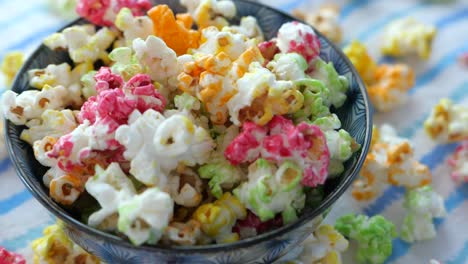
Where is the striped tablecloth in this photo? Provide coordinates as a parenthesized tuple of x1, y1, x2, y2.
(0, 0, 467, 263)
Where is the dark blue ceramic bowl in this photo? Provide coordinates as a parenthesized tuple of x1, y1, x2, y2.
(5, 0, 372, 263)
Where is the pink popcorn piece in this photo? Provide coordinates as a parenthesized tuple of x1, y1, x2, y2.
(258, 39, 280, 62)
(225, 115, 330, 187)
(233, 210, 283, 237)
(0, 246, 26, 264)
(124, 74, 167, 113)
(447, 141, 468, 183)
(279, 21, 321, 65)
(76, 0, 152, 26)
(94, 67, 124, 93)
(115, 0, 152, 16)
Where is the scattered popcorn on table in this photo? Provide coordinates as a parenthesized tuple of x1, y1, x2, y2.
(352, 124, 432, 201)
(447, 141, 468, 182)
(401, 186, 447, 243)
(1, 51, 24, 87)
(367, 64, 415, 112)
(424, 98, 468, 143)
(76, 0, 151, 26)
(343, 40, 377, 85)
(335, 214, 397, 264)
(0, 247, 26, 264)
(293, 4, 342, 44)
(381, 17, 437, 59)
(32, 222, 101, 264)
(181, 0, 236, 30)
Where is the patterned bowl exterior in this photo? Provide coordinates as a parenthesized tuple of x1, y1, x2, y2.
(4, 0, 372, 263)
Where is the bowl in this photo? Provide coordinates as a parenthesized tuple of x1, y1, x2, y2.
(5, 0, 372, 263)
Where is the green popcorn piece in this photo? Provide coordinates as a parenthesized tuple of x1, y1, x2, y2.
(174, 92, 201, 112)
(336, 214, 397, 264)
(117, 187, 174, 246)
(309, 58, 349, 108)
(198, 160, 243, 199)
(80, 70, 97, 99)
(234, 159, 305, 223)
(109, 47, 143, 81)
(293, 79, 330, 122)
(266, 53, 308, 81)
(401, 212, 435, 243)
(311, 114, 341, 130)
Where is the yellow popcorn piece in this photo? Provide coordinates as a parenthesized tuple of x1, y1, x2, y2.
(424, 98, 468, 143)
(293, 4, 342, 44)
(32, 222, 101, 264)
(367, 64, 415, 112)
(193, 192, 246, 243)
(343, 40, 377, 85)
(181, 0, 236, 30)
(381, 17, 436, 59)
(1, 51, 24, 87)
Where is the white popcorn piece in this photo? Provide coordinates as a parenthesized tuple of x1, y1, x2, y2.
(181, 0, 236, 29)
(49, 174, 82, 205)
(115, 8, 154, 47)
(20, 109, 78, 145)
(162, 220, 202, 246)
(266, 53, 307, 81)
(424, 98, 468, 143)
(168, 167, 204, 207)
(85, 163, 136, 231)
(117, 187, 174, 245)
(226, 16, 264, 42)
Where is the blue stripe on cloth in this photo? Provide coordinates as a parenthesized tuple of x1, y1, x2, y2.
(343, 3, 424, 46)
(387, 184, 468, 263)
(0, 158, 11, 174)
(400, 81, 468, 138)
(446, 241, 468, 264)
(0, 188, 32, 215)
(363, 143, 459, 216)
(340, 0, 369, 21)
(2, 219, 54, 252)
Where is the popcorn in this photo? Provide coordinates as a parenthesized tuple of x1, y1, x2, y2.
(227, 62, 303, 126)
(115, 7, 154, 47)
(352, 124, 432, 201)
(193, 192, 246, 243)
(293, 79, 330, 123)
(276, 22, 321, 67)
(2, 85, 68, 125)
(33, 136, 59, 168)
(234, 158, 306, 223)
(226, 16, 264, 42)
(181, 0, 236, 30)
(118, 187, 174, 245)
(0, 247, 26, 264)
(233, 211, 283, 238)
(76, 0, 152, 27)
(225, 115, 330, 187)
(1, 51, 24, 87)
(44, 25, 117, 64)
(199, 160, 244, 198)
(266, 53, 308, 81)
(20, 109, 78, 145)
(447, 141, 468, 182)
(85, 163, 136, 230)
(343, 40, 377, 85)
(309, 58, 349, 108)
(367, 64, 415, 112)
(424, 98, 468, 143)
(293, 4, 342, 44)
(284, 224, 348, 264)
(162, 220, 203, 246)
(80, 70, 97, 99)
(401, 186, 447, 243)
(32, 222, 101, 264)
(335, 214, 397, 264)
(258, 39, 280, 62)
(381, 17, 437, 59)
(168, 167, 204, 207)
(147, 4, 200, 56)
(109, 47, 143, 81)
(49, 174, 83, 205)
(133, 35, 179, 87)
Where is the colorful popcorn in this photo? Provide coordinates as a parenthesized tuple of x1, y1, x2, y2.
(76, 0, 151, 27)
(266, 53, 308, 81)
(352, 124, 432, 201)
(343, 40, 377, 85)
(32, 223, 101, 264)
(401, 186, 446, 243)
(447, 141, 468, 182)
(0, 247, 26, 264)
(293, 4, 342, 44)
(335, 214, 397, 264)
(199, 160, 244, 198)
(309, 58, 349, 108)
(1, 51, 24, 87)
(424, 98, 468, 143)
(181, 0, 236, 30)
(367, 64, 415, 112)
(108, 47, 143, 81)
(381, 17, 437, 59)
(115, 7, 154, 47)
(225, 16, 264, 42)
(193, 192, 247, 243)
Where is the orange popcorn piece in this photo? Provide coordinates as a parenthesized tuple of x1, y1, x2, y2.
(148, 5, 200, 55)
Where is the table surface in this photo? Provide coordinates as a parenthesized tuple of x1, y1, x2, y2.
(0, 0, 467, 263)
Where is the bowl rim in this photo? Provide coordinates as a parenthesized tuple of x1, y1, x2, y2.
(5, 0, 372, 254)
